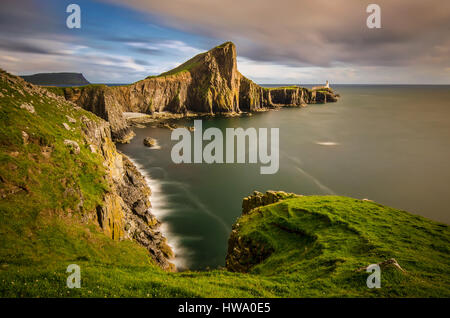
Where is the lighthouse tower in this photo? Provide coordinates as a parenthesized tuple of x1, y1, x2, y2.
(325, 80, 329, 88)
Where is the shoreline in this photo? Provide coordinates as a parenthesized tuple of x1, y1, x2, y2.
(125, 155, 187, 271)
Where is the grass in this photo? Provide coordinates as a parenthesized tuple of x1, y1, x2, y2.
(263, 86, 301, 90)
(151, 53, 206, 78)
(0, 70, 449, 297)
(146, 42, 233, 79)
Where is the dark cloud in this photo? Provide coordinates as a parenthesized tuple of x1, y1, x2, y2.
(133, 47, 162, 55)
(0, 38, 63, 55)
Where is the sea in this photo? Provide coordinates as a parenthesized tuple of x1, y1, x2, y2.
(116, 84, 450, 270)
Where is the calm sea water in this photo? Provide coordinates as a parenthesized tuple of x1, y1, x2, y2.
(117, 85, 450, 270)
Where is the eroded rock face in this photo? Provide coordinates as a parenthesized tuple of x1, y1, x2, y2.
(59, 42, 339, 143)
(0, 69, 174, 271)
(63, 85, 135, 143)
(242, 190, 298, 214)
(80, 111, 175, 271)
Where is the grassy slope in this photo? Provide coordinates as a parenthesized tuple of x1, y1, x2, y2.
(235, 196, 449, 297)
(0, 71, 449, 297)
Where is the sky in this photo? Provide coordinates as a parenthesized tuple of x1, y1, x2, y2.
(0, 0, 449, 84)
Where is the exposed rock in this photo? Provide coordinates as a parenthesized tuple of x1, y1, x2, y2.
(79, 114, 175, 271)
(226, 191, 299, 272)
(242, 190, 298, 214)
(63, 139, 80, 154)
(66, 115, 76, 123)
(157, 122, 178, 130)
(62, 122, 71, 130)
(61, 85, 135, 143)
(96, 193, 125, 240)
(20, 103, 35, 114)
(356, 258, 406, 273)
(56, 42, 339, 143)
(143, 137, 157, 147)
(21, 131, 29, 144)
(225, 228, 274, 273)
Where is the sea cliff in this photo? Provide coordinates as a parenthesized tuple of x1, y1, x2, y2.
(0, 69, 174, 271)
(1, 70, 449, 297)
(53, 42, 339, 142)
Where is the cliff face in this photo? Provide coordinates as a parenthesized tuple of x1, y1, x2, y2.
(58, 42, 339, 142)
(81, 114, 174, 270)
(0, 69, 174, 271)
(62, 85, 135, 143)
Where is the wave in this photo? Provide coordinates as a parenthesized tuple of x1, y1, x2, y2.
(316, 141, 340, 146)
(125, 157, 189, 269)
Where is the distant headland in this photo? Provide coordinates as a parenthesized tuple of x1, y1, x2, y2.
(20, 72, 90, 86)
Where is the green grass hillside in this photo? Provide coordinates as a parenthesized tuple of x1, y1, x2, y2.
(0, 70, 449, 297)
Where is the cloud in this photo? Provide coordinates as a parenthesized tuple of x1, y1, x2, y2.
(102, 0, 450, 69)
(0, 0, 448, 83)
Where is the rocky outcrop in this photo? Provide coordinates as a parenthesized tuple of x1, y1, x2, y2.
(80, 113, 175, 271)
(226, 191, 299, 272)
(58, 42, 339, 142)
(242, 190, 298, 214)
(143, 137, 157, 147)
(62, 85, 135, 143)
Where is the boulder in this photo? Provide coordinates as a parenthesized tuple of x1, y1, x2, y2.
(143, 137, 157, 147)
(63, 139, 80, 154)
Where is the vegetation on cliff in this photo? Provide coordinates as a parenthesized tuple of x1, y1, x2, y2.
(1, 49, 447, 297)
(1, 185, 448, 297)
(0, 70, 174, 278)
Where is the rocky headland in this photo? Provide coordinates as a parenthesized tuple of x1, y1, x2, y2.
(21, 72, 90, 86)
(1, 67, 449, 297)
(51, 42, 339, 142)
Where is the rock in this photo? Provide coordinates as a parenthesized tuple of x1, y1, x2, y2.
(157, 122, 178, 130)
(21, 131, 29, 144)
(55, 42, 339, 143)
(226, 191, 300, 272)
(20, 103, 35, 114)
(143, 137, 157, 147)
(242, 190, 298, 214)
(356, 258, 406, 273)
(62, 122, 71, 130)
(66, 115, 76, 123)
(63, 139, 80, 154)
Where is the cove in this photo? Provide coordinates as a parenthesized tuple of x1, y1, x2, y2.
(117, 85, 450, 270)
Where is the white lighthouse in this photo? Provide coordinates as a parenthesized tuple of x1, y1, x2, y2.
(325, 80, 329, 88)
